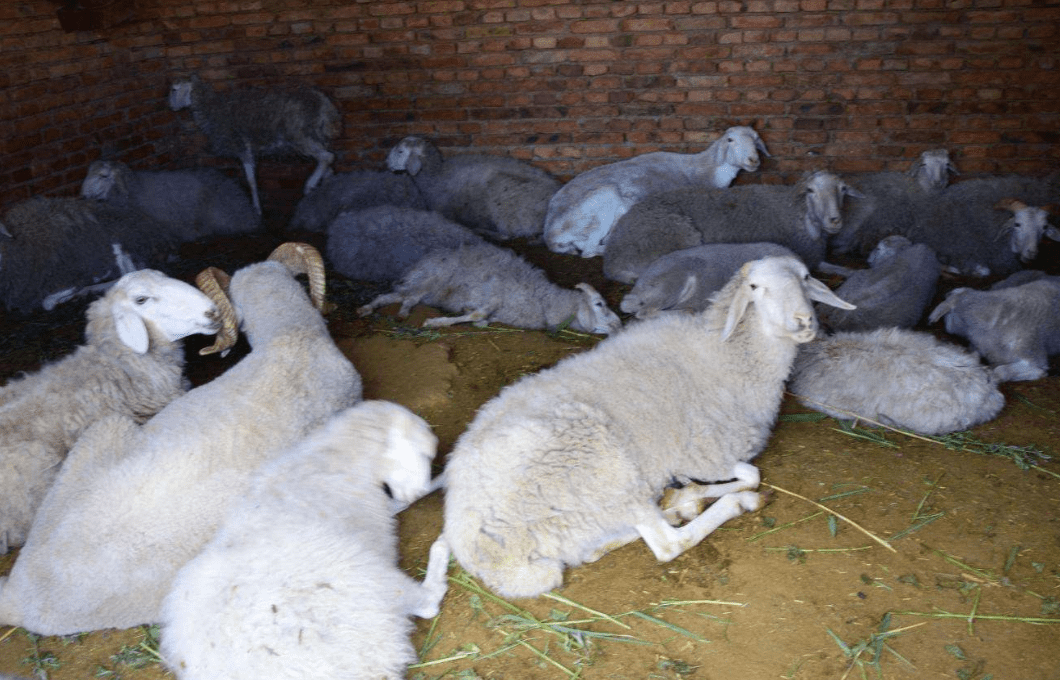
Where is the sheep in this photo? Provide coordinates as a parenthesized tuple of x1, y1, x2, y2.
(989, 269, 1060, 290)
(356, 242, 622, 335)
(543, 126, 770, 258)
(385, 135, 562, 240)
(829, 148, 956, 257)
(169, 75, 341, 215)
(0, 269, 221, 554)
(619, 242, 797, 319)
(325, 205, 486, 283)
(0, 243, 363, 635)
(288, 168, 427, 232)
(0, 196, 182, 313)
(428, 255, 855, 599)
(80, 160, 261, 241)
(928, 278, 1060, 382)
(816, 235, 942, 332)
(158, 400, 449, 680)
(788, 328, 1005, 436)
(603, 170, 864, 284)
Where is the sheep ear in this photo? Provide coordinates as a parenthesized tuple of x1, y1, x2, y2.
(0, 221, 11, 239)
(927, 289, 968, 324)
(1045, 225, 1060, 242)
(805, 276, 856, 310)
(114, 305, 150, 354)
(842, 183, 866, 200)
(721, 271, 754, 341)
(675, 275, 698, 305)
(406, 152, 423, 176)
(755, 135, 771, 158)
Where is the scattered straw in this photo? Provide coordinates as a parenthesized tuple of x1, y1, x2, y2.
(761, 483, 896, 553)
(0, 626, 17, 644)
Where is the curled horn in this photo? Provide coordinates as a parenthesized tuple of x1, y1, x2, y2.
(195, 266, 239, 356)
(267, 242, 327, 311)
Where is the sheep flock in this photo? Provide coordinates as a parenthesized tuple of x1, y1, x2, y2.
(1, 73, 1059, 680)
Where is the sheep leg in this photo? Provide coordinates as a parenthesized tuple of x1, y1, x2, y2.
(636, 490, 762, 562)
(993, 358, 1047, 382)
(302, 141, 334, 195)
(356, 292, 406, 317)
(407, 537, 451, 619)
(661, 462, 760, 525)
(239, 142, 262, 215)
(422, 309, 490, 328)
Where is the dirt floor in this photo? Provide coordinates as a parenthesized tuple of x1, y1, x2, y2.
(1, 196, 1058, 680)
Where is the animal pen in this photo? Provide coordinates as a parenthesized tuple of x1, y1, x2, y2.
(1, 1, 1059, 679)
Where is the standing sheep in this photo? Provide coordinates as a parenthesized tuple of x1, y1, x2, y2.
(385, 135, 562, 241)
(357, 242, 622, 335)
(159, 401, 449, 680)
(0, 244, 362, 635)
(431, 256, 854, 599)
(80, 160, 261, 241)
(288, 169, 427, 232)
(816, 235, 942, 332)
(325, 206, 485, 283)
(788, 328, 1004, 436)
(928, 278, 1060, 382)
(619, 242, 796, 319)
(603, 170, 863, 284)
(544, 126, 769, 257)
(169, 75, 341, 215)
(0, 269, 220, 552)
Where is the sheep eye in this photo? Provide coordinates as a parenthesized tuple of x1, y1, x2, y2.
(134, 296, 149, 305)
(749, 283, 758, 290)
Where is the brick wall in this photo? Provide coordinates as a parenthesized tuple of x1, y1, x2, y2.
(1, 0, 1057, 208)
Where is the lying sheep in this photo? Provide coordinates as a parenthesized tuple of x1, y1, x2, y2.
(989, 269, 1060, 290)
(169, 75, 341, 214)
(816, 235, 941, 332)
(0, 244, 362, 635)
(288, 169, 427, 232)
(928, 278, 1060, 382)
(0, 196, 181, 313)
(544, 126, 769, 257)
(830, 148, 956, 257)
(386, 135, 561, 240)
(357, 242, 622, 335)
(789, 328, 1005, 436)
(325, 206, 485, 282)
(0, 269, 220, 552)
(431, 256, 854, 598)
(603, 170, 863, 283)
(159, 401, 449, 680)
(620, 242, 796, 319)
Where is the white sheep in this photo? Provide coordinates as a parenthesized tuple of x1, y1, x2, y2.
(829, 148, 956, 257)
(0, 196, 181, 313)
(357, 242, 622, 335)
(543, 126, 769, 258)
(928, 278, 1060, 382)
(159, 400, 449, 680)
(386, 135, 562, 240)
(430, 256, 854, 598)
(816, 235, 941, 332)
(0, 244, 362, 635)
(619, 242, 796, 319)
(603, 170, 863, 284)
(288, 168, 427, 232)
(325, 205, 485, 283)
(169, 75, 341, 215)
(0, 269, 220, 553)
(80, 160, 261, 241)
(788, 328, 1005, 436)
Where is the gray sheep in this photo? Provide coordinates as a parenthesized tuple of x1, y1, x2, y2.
(357, 242, 622, 335)
(431, 256, 854, 598)
(80, 160, 261, 241)
(603, 170, 864, 283)
(620, 242, 796, 319)
(816, 235, 941, 332)
(0, 196, 181, 313)
(325, 205, 485, 282)
(928, 278, 1060, 382)
(544, 126, 769, 257)
(789, 328, 1004, 436)
(386, 135, 562, 240)
(288, 169, 427, 232)
(0, 269, 220, 553)
(169, 75, 341, 215)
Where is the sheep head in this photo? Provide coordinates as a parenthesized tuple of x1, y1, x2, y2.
(722, 256, 855, 343)
(103, 269, 222, 355)
(908, 148, 957, 192)
(799, 171, 864, 240)
(386, 136, 442, 177)
(80, 160, 130, 201)
(994, 198, 1060, 263)
(572, 283, 623, 335)
(710, 126, 770, 173)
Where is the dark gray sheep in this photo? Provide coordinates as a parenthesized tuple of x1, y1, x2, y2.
(386, 135, 562, 240)
(288, 169, 427, 232)
(80, 160, 261, 241)
(325, 206, 485, 283)
(169, 75, 341, 215)
(603, 170, 864, 283)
